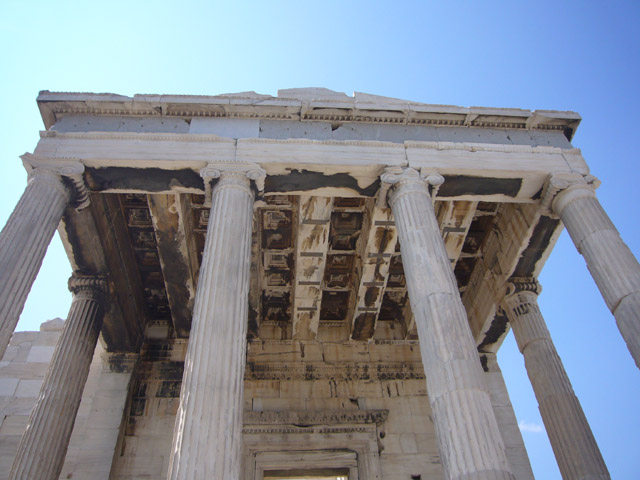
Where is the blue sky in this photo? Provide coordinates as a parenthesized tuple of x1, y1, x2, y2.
(1, 1, 639, 478)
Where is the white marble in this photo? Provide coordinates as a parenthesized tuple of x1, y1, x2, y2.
(168, 168, 259, 479)
(0, 168, 71, 360)
(9, 275, 108, 480)
(503, 278, 609, 480)
(550, 174, 640, 369)
(384, 167, 514, 480)
(482, 353, 535, 480)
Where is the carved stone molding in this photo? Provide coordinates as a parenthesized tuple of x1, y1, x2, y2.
(505, 277, 542, 298)
(68, 273, 108, 304)
(243, 410, 388, 435)
(21, 153, 90, 209)
(101, 352, 139, 373)
(40, 130, 236, 144)
(243, 409, 389, 427)
(200, 163, 266, 206)
(245, 361, 425, 381)
(380, 166, 445, 207)
(540, 172, 601, 214)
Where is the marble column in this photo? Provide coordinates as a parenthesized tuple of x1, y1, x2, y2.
(549, 174, 640, 369)
(9, 274, 108, 480)
(503, 278, 609, 480)
(481, 352, 535, 480)
(383, 167, 514, 480)
(168, 167, 263, 479)
(0, 162, 87, 359)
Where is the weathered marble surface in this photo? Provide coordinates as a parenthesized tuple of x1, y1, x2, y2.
(551, 174, 640, 369)
(385, 167, 514, 480)
(503, 278, 609, 480)
(168, 170, 256, 479)
(9, 275, 108, 480)
(0, 169, 70, 360)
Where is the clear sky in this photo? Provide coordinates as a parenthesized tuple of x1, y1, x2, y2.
(1, 1, 639, 478)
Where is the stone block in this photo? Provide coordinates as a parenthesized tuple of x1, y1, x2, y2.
(298, 342, 324, 362)
(380, 452, 442, 479)
(257, 397, 306, 411)
(305, 397, 359, 411)
(39, 318, 64, 331)
(244, 380, 280, 399)
(336, 379, 383, 398)
(0, 346, 19, 363)
(399, 433, 418, 454)
(189, 117, 259, 137)
(0, 362, 50, 378)
(310, 380, 334, 398)
(25, 345, 55, 363)
(12, 345, 31, 363)
(9, 332, 37, 345)
(369, 343, 421, 363)
(380, 433, 402, 454)
(407, 396, 431, 416)
(0, 379, 18, 397)
(247, 342, 305, 363)
(322, 342, 370, 363)
(0, 415, 28, 436)
(415, 433, 439, 453)
(14, 379, 42, 398)
(0, 396, 37, 416)
(32, 331, 61, 346)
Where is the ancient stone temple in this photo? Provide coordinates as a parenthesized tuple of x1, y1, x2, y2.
(0, 88, 638, 480)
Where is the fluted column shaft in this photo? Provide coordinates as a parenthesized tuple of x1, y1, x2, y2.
(482, 353, 535, 480)
(9, 275, 108, 480)
(553, 179, 640, 369)
(503, 279, 609, 480)
(168, 170, 256, 479)
(0, 169, 71, 359)
(384, 167, 514, 480)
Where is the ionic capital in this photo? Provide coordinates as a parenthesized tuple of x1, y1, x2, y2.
(379, 166, 444, 208)
(540, 172, 601, 215)
(21, 154, 90, 210)
(502, 277, 543, 325)
(199, 163, 266, 207)
(504, 277, 542, 299)
(68, 274, 108, 304)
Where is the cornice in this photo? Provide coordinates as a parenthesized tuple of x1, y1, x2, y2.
(36, 90, 582, 140)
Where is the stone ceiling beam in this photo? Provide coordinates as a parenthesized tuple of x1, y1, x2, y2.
(148, 194, 198, 338)
(394, 201, 476, 340)
(291, 196, 333, 340)
(462, 203, 563, 351)
(66, 194, 146, 351)
(59, 203, 141, 351)
(438, 200, 478, 266)
(351, 203, 398, 340)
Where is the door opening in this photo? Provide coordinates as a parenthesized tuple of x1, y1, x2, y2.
(264, 468, 349, 480)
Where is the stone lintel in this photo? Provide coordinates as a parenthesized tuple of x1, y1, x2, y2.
(31, 132, 584, 201)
